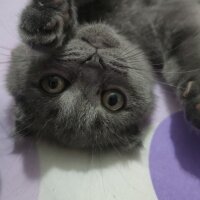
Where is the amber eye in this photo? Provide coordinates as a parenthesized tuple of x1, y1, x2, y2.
(40, 75, 69, 94)
(102, 90, 126, 111)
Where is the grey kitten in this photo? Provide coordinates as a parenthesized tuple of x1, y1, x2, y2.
(6, 0, 200, 151)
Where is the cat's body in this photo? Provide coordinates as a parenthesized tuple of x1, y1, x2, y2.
(7, 0, 200, 150)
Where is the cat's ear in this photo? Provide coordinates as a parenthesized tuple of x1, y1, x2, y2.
(19, 0, 77, 52)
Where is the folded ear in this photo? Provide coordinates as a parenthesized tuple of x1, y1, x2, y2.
(19, 0, 77, 52)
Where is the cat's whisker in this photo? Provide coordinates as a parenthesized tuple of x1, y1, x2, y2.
(107, 136, 124, 156)
(36, 122, 53, 143)
(117, 52, 200, 78)
(36, 117, 53, 140)
(104, 126, 130, 149)
(112, 132, 129, 146)
(121, 50, 145, 61)
(14, 122, 34, 136)
(101, 57, 175, 93)
(121, 47, 140, 58)
(109, 59, 182, 91)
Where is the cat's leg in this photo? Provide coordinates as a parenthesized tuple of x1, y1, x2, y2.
(20, 0, 77, 51)
(159, 2, 200, 128)
(163, 46, 200, 128)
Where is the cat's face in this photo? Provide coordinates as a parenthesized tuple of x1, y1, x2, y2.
(8, 24, 153, 151)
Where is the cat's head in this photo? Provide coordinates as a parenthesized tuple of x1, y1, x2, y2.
(7, 23, 153, 151)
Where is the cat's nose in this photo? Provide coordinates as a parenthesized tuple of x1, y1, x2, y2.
(86, 53, 100, 63)
(85, 53, 104, 69)
(81, 53, 104, 85)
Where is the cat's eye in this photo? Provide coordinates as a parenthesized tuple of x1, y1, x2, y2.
(102, 90, 126, 111)
(40, 75, 69, 95)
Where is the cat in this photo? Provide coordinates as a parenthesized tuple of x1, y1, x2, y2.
(6, 0, 200, 151)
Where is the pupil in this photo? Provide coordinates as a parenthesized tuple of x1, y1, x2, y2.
(49, 77, 58, 89)
(108, 94, 118, 106)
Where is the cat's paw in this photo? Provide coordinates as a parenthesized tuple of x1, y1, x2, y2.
(182, 80, 200, 128)
(20, 0, 76, 51)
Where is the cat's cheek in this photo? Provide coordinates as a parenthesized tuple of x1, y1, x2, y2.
(149, 112, 200, 200)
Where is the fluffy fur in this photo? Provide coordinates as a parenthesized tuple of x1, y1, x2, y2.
(7, 0, 200, 150)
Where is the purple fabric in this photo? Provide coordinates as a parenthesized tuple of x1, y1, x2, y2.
(150, 112, 200, 200)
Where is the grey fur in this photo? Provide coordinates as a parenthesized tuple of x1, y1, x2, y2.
(7, 0, 200, 150)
